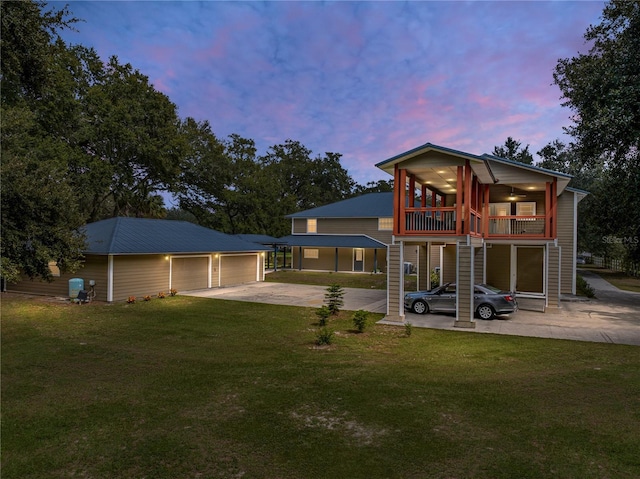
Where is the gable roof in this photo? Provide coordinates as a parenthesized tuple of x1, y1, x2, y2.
(279, 234, 387, 249)
(235, 234, 288, 246)
(83, 217, 270, 255)
(286, 192, 393, 219)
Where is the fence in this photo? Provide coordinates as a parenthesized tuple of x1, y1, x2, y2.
(592, 256, 640, 277)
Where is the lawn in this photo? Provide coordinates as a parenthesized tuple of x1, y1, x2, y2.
(579, 266, 640, 293)
(2, 294, 639, 479)
(266, 269, 418, 291)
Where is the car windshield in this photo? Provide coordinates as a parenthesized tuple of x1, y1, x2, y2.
(479, 284, 501, 293)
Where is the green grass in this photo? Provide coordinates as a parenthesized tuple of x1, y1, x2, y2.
(266, 269, 418, 291)
(2, 294, 640, 478)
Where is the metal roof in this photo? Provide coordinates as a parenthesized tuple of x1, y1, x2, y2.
(83, 217, 270, 255)
(278, 234, 387, 249)
(235, 234, 287, 245)
(286, 192, 393, 218)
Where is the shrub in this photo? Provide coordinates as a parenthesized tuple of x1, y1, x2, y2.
(157, 292, 166, 299)
(126, 296, 136, 304)
(430, 269, 440, 288)
(352, 309, 369, 333)
(576, 274, 596, 298)
(170, 288, 178, 296)
(315, 328, 334, 346)
(404, 321, 413, 337)
(316, 305, 331, 326)
(143, 295, 152, 302)
(325, 283, 345, 315)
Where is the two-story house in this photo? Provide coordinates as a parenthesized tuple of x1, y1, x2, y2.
(376, 142, 587, 327)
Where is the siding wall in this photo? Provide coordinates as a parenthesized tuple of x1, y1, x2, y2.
(442, 244, 457, 284)
(386, 244, 404, 321)
(292, 218, 393, 244)
(474, 247, 484, 284)
(557, 191, 576, 294)
(7, 256, 109, 302)
(456, 244, 474, 326)
(547, 244, 561, 308)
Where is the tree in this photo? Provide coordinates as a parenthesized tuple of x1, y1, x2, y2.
(553, 0, 640, 170)
(493, 137, 534, 165)
(78, 56, 185, 220)
(1, 1, 86, 282)
(352, 179, 394, 196)
(553, 0, 640, 263)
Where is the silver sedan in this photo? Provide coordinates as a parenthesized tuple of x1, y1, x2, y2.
(404, 283, 518, 320)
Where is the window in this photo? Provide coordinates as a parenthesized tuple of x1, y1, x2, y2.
(48, 261, 61, 277)
(516, 202, 536, 218)
(378, 217, 393, 230)
(303, 248, 319, 259)
(307, 218, 317, 233)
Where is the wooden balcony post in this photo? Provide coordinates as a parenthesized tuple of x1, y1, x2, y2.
(545, 181, 552, 238)
(399, 168, 407, 234)
(456, 166, 463, 235)
(421, 184, 428, 207)
(408, 174, 415, 208)
(483, 184, 490, 236)
(552, 178, 558, 238)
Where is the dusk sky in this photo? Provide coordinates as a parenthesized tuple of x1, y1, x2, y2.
(54, 1, 606, 186)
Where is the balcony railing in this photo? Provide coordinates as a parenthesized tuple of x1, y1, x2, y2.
(401, 209, 548, 237)
(487, 215, 546, 237)
(404, 207, 456, 234)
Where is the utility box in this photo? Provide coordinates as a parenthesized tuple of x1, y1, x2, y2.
(69, 278, 84, 299)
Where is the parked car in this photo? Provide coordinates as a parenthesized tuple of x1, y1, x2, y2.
(576, 255, 586, 265)
(404, 283, 518, 320)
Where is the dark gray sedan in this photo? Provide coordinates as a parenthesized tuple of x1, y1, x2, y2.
(404, 283, 518, 319)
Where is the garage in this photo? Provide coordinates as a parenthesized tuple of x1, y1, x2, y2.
(171, 256, 210, 291)
(220, 254, 259, 286)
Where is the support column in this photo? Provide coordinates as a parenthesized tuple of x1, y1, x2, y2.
(546, 243, 561, 312)
(455, 241, 475, 328)
(418, 243, 428, 291)
(385, 243, 405, 322)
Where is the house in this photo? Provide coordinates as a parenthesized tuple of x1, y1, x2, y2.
(8, 217, 270, 302)
(279, 193, 395, 273)
(375, 142, 588, 326)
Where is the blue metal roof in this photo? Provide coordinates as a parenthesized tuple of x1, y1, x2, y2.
(286, 192, 393, 218)
(236, 234, 287, 245)
(83, 217, 270, 255)
(278, 234, 387, 249)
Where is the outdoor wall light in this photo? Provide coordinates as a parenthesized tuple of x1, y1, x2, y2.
(164, 255, 169, 260)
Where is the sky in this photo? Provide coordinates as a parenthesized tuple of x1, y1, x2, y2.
(53, 0, 606, 186)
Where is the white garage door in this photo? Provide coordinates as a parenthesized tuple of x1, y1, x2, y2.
(220, 254, 258, 286)
(172, 256, 209, 291)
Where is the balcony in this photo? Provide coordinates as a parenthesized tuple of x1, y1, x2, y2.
(401, 208, 549, 238)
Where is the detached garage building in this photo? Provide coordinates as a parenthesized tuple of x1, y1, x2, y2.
(8, 217, 270, 302)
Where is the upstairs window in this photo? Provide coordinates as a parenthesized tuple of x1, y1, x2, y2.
(378, 217, 393, 230)
(307, 218, 317, 233)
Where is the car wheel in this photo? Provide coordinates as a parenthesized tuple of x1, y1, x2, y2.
(476, 304, 495, 320)
(412, 300, 429, 315)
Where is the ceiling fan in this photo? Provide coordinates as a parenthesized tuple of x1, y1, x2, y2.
(508, 187, 527, 200)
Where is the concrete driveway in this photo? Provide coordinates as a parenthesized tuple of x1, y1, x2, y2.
(184, 271, 640, 346)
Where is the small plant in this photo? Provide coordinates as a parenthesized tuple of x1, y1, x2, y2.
(430, 269, 440, 289)
(315, 327, 334, 346)
(325, 283, 345, 315)
(316, 305, 331, 326)
(170, 288, 178, 296)
(143, 295, 152, 302)
(404, 321, 413, 337)
(576, 274, 596, 298)
(126, 296, 136, 304)
(352, 309, 369, 333)
(157, 291, 166, 299)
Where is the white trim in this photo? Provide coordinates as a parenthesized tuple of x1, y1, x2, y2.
(572, 193, 579, 295)
(208, 255, 212, 288)
(107, 255, 114, 302)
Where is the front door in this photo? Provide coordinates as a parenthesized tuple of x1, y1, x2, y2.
(353, 248, 364, 272)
